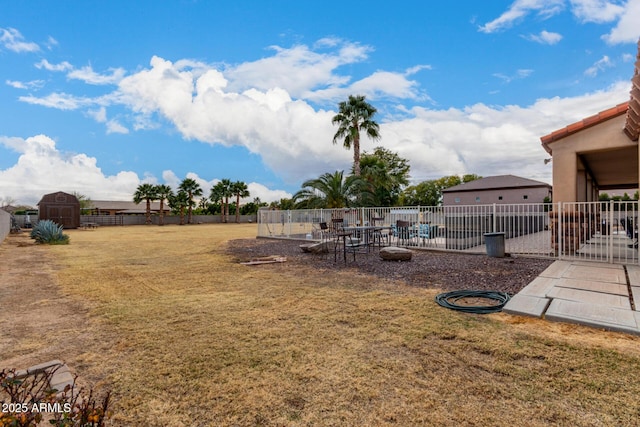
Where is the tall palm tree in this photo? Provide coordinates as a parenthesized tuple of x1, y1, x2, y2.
(231, 181, 250, 223)
(133, 183, 158, 225)
(178, 178, 203, 224)
(155, 184, 173, 226)
(219, 178, 233, 223)
(168, 190, 189, 225)
(210, 183, 224, 218)
(293, 171, 372, 209)
(331, 95, 381, 176)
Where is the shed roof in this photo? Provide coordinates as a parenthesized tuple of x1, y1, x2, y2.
(442, 175, 551, 193)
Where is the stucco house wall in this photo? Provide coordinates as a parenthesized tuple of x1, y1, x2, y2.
(442, 175, 552, 206)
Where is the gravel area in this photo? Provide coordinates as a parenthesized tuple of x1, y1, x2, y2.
(227, 238, 555, 295)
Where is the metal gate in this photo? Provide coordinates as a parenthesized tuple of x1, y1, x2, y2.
(552, 201, 638, 264)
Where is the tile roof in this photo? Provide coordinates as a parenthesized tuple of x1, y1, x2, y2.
(625, 41, 640, 141)
(442, 175, 551, 193)
(540, 102, 630, 152)
(541, 40, 640, 151)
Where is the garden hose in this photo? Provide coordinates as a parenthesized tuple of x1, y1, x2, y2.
(435, 290, 511, 314)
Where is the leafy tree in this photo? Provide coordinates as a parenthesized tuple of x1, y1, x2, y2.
(72, 192, 94, 214)
(400, 174, 482, 206)
(269, 198, 295, 210)
(358, 147, 410, 206)
(168, 190, 190, 225)
(293, 171, 373, 208)
(332, 95, 381, 176)
(401, 180, 442, 206)
(231, 181, 250, 223)
(155, 184, 174, 226)
(133, 183, 158, 225)
(178, 178, 203, 224)
(241, 197, 267, 215)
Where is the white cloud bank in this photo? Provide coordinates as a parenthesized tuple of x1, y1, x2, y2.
(0, 135, 292, 206)
(2, 36, 636, 207)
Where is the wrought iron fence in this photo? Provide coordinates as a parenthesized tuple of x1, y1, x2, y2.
(257, 202, 639, 264)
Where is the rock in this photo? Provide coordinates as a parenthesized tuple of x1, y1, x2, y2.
(379, 246, 412, 261)
(300, 241, 329, 254)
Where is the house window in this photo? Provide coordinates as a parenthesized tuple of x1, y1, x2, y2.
(523, 195, 528, 200)
(498, 196, 503, 201)
(475, 197, 481, 202)
(455, 197, 460, 203)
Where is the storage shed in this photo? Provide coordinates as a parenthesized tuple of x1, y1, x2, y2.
(38, 191, 80, 229)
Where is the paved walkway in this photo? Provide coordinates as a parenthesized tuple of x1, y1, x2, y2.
(504, 260, 640, 335)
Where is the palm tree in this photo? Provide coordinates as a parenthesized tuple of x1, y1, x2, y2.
(293, 171, 372, 209)
(133, 183, 158, 225)
(219, 178, 233, 223)
(332, 94, 381, 176)
(178, 178, 203, 224)
(168, 190, 189, 225)
(155, 184, 173, 226)
(231, 181, 250, 223)
(210, 183, 224, 218)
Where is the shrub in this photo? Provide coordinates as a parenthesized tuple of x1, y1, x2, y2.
(29, 220, 70, 245)
(0, 367, 111, 426)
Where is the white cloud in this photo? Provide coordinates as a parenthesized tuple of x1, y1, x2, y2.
(87, 107, 107, 123)
(6, 79, 45, 90)
(0, 134, 140, 205)
(584, 55, 613, 76)
(35, 59, 73, 72)
(601, 0, 640, 44)
(0, 27, 39, 53)
(0, 135, 291, 206)
(247, 182, 292, 203)
(570, 0, 626, 23)
(106, 120, 129, 134)
(225, 41, 369, 99)
(67, 65, 126, 85)
(45, 36, 58, 50)
(525, 30, 563, 44)
(493, 69, 534, 83)
(19, 92, 94, 110)
(479, 0, 565, 33)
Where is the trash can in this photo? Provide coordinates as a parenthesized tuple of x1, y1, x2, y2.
(484, 232, 505, 258)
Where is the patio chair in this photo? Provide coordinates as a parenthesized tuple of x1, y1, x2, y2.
(370, 216, 389, 247)
(396, 220, 415, 246)
(417, 223, 431, 246)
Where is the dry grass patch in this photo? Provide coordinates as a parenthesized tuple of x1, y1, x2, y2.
(3, 224, 640, 425)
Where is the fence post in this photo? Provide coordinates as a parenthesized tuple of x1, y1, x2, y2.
(609, 200, 614, 263)
(492, 203, 497, 233)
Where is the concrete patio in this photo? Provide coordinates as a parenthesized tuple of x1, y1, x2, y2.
(504, 260, 640, 335)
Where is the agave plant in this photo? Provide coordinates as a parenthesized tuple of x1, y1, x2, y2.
(30, 220, 70, 244)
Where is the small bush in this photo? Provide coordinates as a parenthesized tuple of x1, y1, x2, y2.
(0, 367, 111, 426)
(30, 220, 70, 245)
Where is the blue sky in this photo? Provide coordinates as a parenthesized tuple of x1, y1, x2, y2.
(1, 0, 639, 206)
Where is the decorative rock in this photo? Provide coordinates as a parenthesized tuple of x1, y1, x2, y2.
(300, 241, 329, 254)
(379, 246, 413, 261)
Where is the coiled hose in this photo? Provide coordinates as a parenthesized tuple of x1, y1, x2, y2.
(435, 290, 511, 314)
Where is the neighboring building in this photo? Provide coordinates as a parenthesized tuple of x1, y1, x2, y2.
(442, 175, 552, 205)
(86, 200, 171, 216)
(38, 191, 81, 229)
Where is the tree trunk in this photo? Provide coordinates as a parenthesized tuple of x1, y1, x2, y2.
(145, 199, 152, 224)
(353, 128, 361, 176)
(236, 194, 240, 223)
